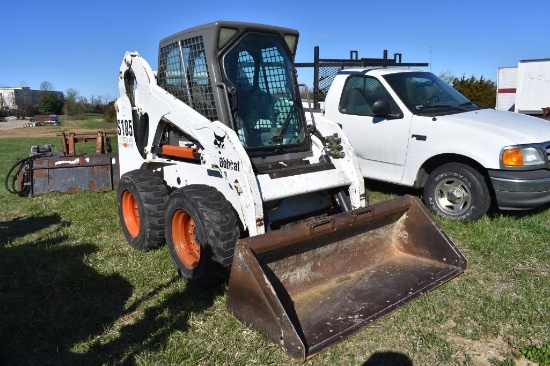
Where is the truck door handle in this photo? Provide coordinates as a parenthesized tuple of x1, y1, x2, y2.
(412, 134, 427, 141)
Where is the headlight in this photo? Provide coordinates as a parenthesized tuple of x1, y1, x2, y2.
(501, 147, 544, 167)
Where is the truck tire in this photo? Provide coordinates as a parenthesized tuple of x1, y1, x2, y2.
(423, 163, 490, 221)
(165, 185, 240, 284)
(117, 170, 168, 250)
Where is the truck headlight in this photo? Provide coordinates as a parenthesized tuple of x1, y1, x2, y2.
(501, 147, 544, 167)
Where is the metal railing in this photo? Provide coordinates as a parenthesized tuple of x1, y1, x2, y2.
(295, 46, 429, 110)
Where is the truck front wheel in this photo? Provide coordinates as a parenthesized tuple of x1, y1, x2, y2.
(423, 163, 490, 221)
(165, 185, 240, 284)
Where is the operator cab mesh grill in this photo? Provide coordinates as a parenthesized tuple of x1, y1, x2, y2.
(158, 36, 218, 121)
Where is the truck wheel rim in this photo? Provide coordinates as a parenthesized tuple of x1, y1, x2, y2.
(172, 209, 200, 269)
(121, 190, 140, 237)
(434, 178, 471, 215)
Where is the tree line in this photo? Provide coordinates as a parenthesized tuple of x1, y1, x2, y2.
(43, 87, 115, 120)
(439, 72, 496, 108)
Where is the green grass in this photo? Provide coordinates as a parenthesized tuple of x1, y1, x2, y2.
(1, 137, 549, 365)
(60, 113, 116, 130)
(29, 113, 116, 135)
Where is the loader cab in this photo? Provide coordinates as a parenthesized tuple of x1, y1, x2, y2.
(157, 21, 311, 158)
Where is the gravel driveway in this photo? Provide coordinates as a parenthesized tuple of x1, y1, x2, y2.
(0, 119, 32, 130)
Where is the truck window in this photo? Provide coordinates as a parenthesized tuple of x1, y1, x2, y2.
(339, 76, 397, 116)
(383, 72, 476, 115)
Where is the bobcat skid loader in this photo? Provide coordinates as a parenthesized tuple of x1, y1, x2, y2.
(115, 21, 466, 361)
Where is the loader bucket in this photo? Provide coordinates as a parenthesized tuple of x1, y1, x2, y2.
(226, 195, 466, 361)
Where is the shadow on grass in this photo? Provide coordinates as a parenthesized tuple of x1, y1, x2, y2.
(363, 351, 413, 365)
(0, 214, 66, 247)
(496, 201, 550, 220)
(0, 214, 222, 365)
(80, 280, 225, 365)
(365, 179, 421, 198)
(74, 275, 225, 365)
(0, 213, 129, 365)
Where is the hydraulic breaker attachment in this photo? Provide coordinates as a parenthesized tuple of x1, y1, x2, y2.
(227, 195, 466, 361)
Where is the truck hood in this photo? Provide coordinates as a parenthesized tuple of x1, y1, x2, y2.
(439, 109, 550, 145)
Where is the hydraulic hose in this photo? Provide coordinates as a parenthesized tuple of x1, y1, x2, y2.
(4, 156, 39, 196)
(319, 154, 352, 212)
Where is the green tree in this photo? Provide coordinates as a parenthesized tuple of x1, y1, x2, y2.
(38, 93, 63, 114)
(104, 101, 117, 123)
(450, 75, 496, 108)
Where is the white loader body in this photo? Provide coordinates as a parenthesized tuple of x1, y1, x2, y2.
(115, 52, 365, 236)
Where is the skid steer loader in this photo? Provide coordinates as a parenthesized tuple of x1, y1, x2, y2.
(115, 21, 466, 360)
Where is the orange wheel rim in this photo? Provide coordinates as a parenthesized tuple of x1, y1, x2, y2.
(121, 190, 140, 238)
(172, 209, 200, 269)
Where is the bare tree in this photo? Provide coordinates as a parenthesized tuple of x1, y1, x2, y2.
(90, 95, 106, 113)
(81, 94, 113, 114)
(63, 88, 85, 117)
(438, 71, 455, 85)
(40, 81, 54, 91)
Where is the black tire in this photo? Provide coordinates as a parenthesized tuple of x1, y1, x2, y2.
(165, 185, 240, 284)
(117, 170, 168, 250)
(423, 163, 491, 221)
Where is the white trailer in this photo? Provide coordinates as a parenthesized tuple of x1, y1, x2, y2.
(496, 66, 517, 112)
(516, 59, 550, 115)
(497, 58, 550, 116)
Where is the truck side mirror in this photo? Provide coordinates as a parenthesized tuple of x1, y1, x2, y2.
(372, 100, 391, 115)
(372, 100, 403, 119)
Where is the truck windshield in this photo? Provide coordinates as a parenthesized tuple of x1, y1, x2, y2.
(383, 72, 480, 116)
(223, 33, 307, 150)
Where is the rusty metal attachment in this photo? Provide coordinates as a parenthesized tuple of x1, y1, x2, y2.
(5, 131, 119, 196)
(227, 195, 466, 361)
(28, 153, 119, 195)
(58, 130, 114, 155)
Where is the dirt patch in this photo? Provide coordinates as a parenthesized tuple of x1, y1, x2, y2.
(448, 334, 534, 365)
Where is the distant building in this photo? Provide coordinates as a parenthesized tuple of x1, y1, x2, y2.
(0, 87, 63, 111)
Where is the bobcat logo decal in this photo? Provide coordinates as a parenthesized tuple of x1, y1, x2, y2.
(213, 132, 226, 154)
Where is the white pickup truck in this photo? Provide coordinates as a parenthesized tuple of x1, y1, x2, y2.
(317, 68, 550, 220)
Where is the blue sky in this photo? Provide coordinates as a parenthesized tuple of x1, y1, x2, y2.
(2, 0, 549, 101)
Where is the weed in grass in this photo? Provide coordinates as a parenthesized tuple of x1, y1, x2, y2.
(521, 342, 550, 365)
